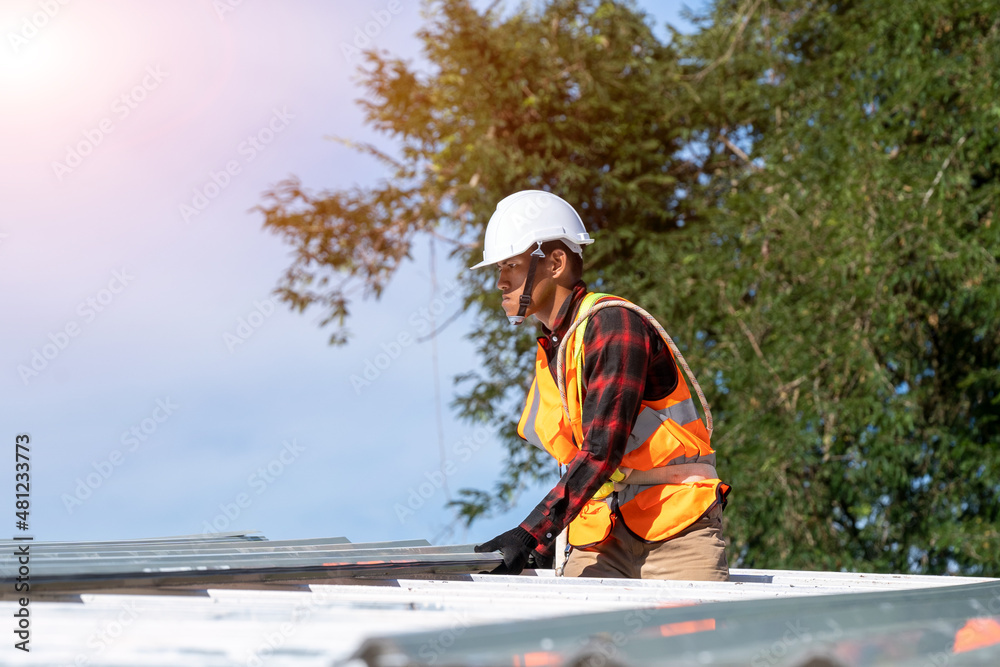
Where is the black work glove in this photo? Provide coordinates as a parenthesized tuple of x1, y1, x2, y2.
(474, 526, 538, 575)
(527, 536, 556, 570)
(528, 549, 554, 570)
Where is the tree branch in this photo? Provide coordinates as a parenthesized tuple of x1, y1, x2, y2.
(687, 0, 765, 82)
(921, 133, 968, 207)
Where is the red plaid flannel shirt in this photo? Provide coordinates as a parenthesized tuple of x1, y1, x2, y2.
(520, 282, 678, 556)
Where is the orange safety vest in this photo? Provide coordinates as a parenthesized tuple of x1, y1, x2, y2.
(518, 292, 729, 549)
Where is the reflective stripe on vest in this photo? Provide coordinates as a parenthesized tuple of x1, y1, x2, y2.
(518, 370, 579, 466)
(625, 402, 717, 466)
(518, 291, 726, 548)
(522, 380, 545, 452)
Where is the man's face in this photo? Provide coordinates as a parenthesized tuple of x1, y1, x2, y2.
(496, 249, 544, 320)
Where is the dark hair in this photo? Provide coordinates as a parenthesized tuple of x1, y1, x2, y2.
(540, 240, 583, 277)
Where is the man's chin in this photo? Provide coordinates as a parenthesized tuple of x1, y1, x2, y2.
(503, 306, 535, 322)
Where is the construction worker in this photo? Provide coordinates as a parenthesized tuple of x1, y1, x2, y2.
(472, 190, 730, 580)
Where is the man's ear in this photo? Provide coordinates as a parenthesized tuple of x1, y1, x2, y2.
(548, 248, 568, 280)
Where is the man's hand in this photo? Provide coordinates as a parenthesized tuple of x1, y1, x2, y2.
(474, 526, 538, 575)
(528, 549, 554, 570)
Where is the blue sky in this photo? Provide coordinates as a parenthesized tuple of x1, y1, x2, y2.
(1, 0, 696, 546)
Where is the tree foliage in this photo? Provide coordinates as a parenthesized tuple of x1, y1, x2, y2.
(257, 0, 1000, 574)
(679, 0, 1000, 574)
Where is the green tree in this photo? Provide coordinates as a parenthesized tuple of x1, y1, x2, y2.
(675, 0, 1000, 573)
(257, 0, 1000, 574)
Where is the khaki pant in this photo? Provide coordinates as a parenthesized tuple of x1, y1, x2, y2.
(562, 505, 729, 581)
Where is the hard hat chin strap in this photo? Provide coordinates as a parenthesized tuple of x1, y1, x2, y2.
(507, 243, 546, 326)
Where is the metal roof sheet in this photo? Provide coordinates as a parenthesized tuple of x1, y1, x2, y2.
(354, 579, 1000, 667)
(2, 533, 995, 666)
(1, 537, 500, 595)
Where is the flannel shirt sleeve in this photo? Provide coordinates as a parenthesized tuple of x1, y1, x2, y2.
(520, 306, 652, 543)
(533, 536, 556, 560)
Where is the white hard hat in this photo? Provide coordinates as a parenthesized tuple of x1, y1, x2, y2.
(470, 190, 594, 269)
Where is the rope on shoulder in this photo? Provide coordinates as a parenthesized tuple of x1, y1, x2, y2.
(554, 300, 714, 436)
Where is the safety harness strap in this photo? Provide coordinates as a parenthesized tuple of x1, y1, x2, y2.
(509, 243, 546, 325)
